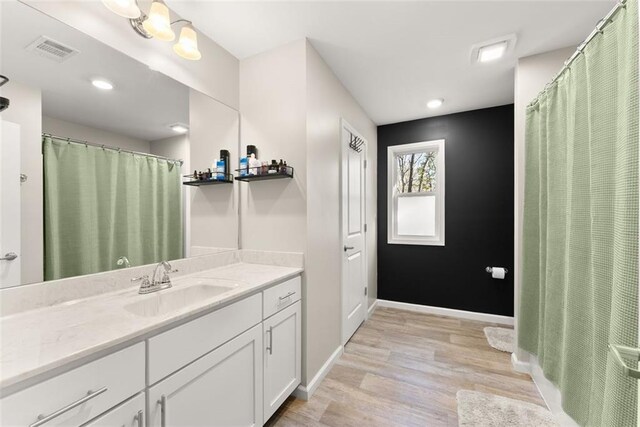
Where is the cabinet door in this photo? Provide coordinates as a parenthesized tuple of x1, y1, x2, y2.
(83, 393, 144, 427)
(148, 324, 263, 427)
(263, 301, 301, 421)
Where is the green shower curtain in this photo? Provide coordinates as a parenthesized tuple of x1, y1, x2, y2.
(43, 136, 183, 281)
(519, 1, 638, 425)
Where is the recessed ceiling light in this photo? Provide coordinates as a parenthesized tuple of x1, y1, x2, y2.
(478, 41, 508, 63)
(170, 123, 189, 133)
(91, 79, 114, 90)
(427, 99, 444, 109)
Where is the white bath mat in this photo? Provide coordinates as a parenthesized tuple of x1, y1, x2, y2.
(484, 327, 514, 353)
(456, 390, 559, 427)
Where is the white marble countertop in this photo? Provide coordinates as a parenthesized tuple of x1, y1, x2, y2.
(0, 262, 302, 390)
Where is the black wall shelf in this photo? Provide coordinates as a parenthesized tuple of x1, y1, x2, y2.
(183, 174, 234, 186)
(235, 166, 294, 182)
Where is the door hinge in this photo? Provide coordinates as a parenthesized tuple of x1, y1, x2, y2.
(364, 160, 367, 169)
(364, 287, 368, 296)
(364, 223, 368, 233)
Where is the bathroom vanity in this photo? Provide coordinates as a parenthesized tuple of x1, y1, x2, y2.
(0, 258, 302, 427)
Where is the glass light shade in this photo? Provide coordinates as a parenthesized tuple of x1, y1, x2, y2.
(142, 0, 175, 41)
(102, 0, 141, 18)
(173, 24, 202, 60)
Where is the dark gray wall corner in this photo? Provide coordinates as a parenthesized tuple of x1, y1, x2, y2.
(377, 104, 515, 316)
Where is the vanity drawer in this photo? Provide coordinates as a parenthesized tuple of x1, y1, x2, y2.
(83, 393, 145, 427)
(263, 276, 301, 319)
(0, 343, 144, 427)
(148, 293, 262, 385)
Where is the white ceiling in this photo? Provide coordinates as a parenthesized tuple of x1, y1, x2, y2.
(170, 0, 614, 125)
(1, 2, 189, 141)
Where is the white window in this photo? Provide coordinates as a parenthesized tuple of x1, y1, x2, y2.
(387, 139, 445, 246)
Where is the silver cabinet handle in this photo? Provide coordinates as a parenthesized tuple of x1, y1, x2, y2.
(344, 245, 354, 252)
(609, 344, 640, 379)
(135, 409, 143, 427)
(29, 386, 107, 427)
(0, 252, 17, 261)
(266, 326, 273, 355)
(278, 291, 296, 301)
(159, 395, 167, 427)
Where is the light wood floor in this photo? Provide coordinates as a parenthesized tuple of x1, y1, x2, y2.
(265, 306, 544, 427)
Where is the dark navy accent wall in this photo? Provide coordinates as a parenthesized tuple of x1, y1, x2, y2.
(377, 104, 514, 316)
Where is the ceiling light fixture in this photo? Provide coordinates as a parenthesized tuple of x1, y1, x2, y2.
(478, 41, 508, 63)
(101, 0, 141, 19)
(427, 99, 444, 109)
(91, 79, 114, 90)
(471, 34, 516, 65)
(103, 0, 202, 61)
(170, 123, 189, 133)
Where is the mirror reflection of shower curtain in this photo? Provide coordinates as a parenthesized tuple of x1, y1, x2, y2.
(43, 136, 183, 281)
(519, 1, 638, 425)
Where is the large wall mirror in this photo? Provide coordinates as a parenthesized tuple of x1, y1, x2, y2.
(0, 2, 239, 288)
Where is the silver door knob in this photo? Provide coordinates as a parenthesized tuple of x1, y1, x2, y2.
(0, 252, 17, 261)
(344, 246, 354, 252)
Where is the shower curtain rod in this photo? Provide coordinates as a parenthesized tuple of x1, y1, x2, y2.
(527, 0, 628, 109)
(43, 133, 184, 166)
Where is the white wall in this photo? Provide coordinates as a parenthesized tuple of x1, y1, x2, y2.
(305, 40, 377, 383)
(239, 39, 378, 386)
(42, 116, 151, 153)
(513, 46, 575, 364)
(239, 40, 308, 254)
(189, 89, 239, 252)
(1, 80, 43, 284)
(150, 134, 189, 165)
(25, 0, 239, 110)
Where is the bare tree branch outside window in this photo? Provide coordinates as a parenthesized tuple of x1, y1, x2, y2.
(395, 151, 437, 193)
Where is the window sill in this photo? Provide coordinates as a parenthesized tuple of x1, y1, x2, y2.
(387, 237, 445, 246)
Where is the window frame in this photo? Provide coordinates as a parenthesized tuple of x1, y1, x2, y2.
(387, 139, 445, 246)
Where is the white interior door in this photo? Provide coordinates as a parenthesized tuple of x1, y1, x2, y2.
(0, 120, 21, 288)
(341, 120, 367, 345)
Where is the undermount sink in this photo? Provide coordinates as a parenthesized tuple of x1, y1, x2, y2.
(125, 279, 241, 317)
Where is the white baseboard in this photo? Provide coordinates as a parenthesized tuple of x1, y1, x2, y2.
(367, 299, 378, 317)
(528, 355, 579, 427)
(376, 299, 514, 326)
(511, 351, 530, 374)
(293, 345, 343, 401)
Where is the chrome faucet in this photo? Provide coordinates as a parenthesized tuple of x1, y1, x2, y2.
(131, 261, 178, 294)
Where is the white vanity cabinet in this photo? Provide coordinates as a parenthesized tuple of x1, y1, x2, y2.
(1, 274, 303, 427)
(147, 324, 264, 427)
(263, 300, 302, 421)
(0, 343, 145, 427)
(82, 393, 145, 427)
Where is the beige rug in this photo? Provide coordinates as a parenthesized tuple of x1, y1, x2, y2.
(484, 327, 514, 353)
(456, 390, 559, 427)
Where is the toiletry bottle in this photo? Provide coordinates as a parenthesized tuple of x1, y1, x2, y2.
(262, 161, 268, 175)
(278, 159, 284, 173)
(220, 149, 230, 180)
(249, 153, 258, 175)
(239, 156, 248, 177)
(269, 160, 278, 174)
(216, 158, 225, 180)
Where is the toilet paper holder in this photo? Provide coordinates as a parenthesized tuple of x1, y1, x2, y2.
(485, 266, 508, 274)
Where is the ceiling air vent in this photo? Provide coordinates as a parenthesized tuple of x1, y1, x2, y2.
(25, 36, 79, 63)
